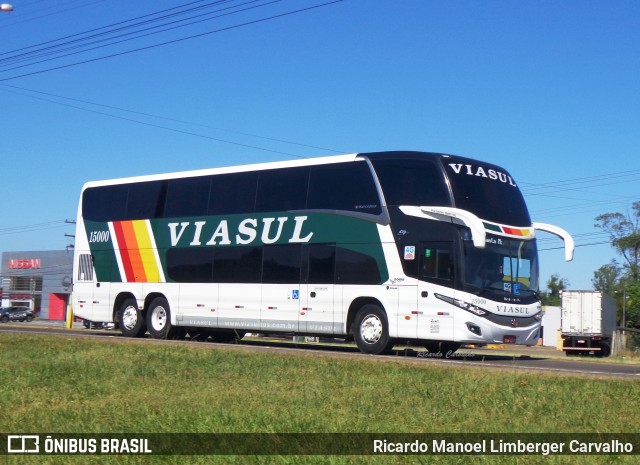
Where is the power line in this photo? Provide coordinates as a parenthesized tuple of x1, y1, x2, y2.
(0, 0, 109, 29)
(0, 0, 263, 69)
(0, 0, 212, 58)
(539, 241, 612, 252)
(0, 84, 344, 158)
(0, 83, 344, 155)
(0, 220, 69, 235)
(536, 231, 610, 244)
(0, 0, 345, 82)
(520, 169, 640, 192)
(529, 196, 638, 218)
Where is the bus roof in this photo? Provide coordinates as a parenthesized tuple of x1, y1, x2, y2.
(80, 151, 461, 191)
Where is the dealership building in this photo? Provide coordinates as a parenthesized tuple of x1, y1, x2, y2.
(1, 250, 73, 320)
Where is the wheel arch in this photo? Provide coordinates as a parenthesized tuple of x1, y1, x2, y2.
(345, 296, 386, 335)
(112, 292, 137, 325)
(144, 292, 175, 324)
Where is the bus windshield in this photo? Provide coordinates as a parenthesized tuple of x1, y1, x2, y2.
(442, 156, 531, 226)
(462, 234, 539, 301)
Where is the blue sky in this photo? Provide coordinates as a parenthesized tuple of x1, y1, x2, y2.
(1, 0, 639, 290)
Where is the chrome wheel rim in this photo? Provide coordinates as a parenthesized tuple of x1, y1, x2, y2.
(360, 314, 383, 344)
(122, 305, 138, 330)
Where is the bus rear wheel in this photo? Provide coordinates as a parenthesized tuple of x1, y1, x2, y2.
(118, 298, 146, 338)
(147, 297, 184, 340)
(352, 304, 394, 355)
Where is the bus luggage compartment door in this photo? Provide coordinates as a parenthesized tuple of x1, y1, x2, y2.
(299, 285, 335, 335)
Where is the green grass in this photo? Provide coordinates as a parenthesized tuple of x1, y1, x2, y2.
(1, 333, 639, 465)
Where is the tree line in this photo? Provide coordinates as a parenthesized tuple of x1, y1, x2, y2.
(541, 201, 640, 329)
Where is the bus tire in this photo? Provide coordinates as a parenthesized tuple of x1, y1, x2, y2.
(147, 297, 183, 340)
(352, 304, 394, 355)
(118, 298, 146, 338)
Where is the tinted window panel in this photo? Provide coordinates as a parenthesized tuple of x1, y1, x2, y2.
(209, 173, 258, 215)
(263, 245, 302, 284)
(255, 167, 309, 213)
(420, 242, 454, 285)
(83, 185, 128, 222)
(307, 244, 336, 284)
(127, 181, 166, 220)
(443, 157, 531, 225)
(371, 159, 450, 207)
(213, 247, 262, 283)
(335, 246, 381, 285)
(308, 162, 381, 214)
(165, 177, 211, 218)
(166, 248, 214, 283)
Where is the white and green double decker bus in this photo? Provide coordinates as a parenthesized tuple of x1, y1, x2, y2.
(72, 151, 573, 354)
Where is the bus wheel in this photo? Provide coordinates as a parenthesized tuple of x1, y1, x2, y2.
(118, 298, 146, 338)
(353, 304, 394, 355)
(424, 341, 461, 355)
(147, 297, 184, 340)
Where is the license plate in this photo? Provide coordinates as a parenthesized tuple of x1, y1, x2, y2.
(503, 335, 516, 344)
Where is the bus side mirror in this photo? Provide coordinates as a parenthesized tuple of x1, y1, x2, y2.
(532, 223, 575, 261)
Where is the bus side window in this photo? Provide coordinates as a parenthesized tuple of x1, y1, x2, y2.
(263, 244, 302, 284)
(335, 246, 381, 285)
(127, 181, 166, 220)
(308, 162, 381, 214)
(83, 184, 128, 222)
(209, 172, 258, 215)
(420, 242, 454, 285)
(255, 167, 309, 213)
(165, 176, 211, 218)
(302, 244, 336, 284)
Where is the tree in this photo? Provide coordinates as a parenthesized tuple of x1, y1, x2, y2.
(624, 284, 640, 329)
(594, 201, 640, 329)
(594, 201, 640, 283)
(541, 274, 568, 306)
(592, 260, 622, 294)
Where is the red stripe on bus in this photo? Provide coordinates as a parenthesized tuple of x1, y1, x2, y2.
(112, 221, 135, 282)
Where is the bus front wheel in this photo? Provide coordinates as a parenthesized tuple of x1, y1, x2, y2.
(352, 304, 394, 355)
(118, 298, 146, 338)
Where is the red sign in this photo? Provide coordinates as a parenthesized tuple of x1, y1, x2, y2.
(8, 293, 31, 300)
(9, 259, 41, 269)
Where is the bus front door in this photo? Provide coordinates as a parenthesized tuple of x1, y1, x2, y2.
(416, 242, 455, 344)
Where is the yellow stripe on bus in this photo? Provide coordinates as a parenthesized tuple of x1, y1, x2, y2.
(131, 220, 161, 282)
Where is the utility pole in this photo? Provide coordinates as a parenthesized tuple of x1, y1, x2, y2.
(65, 220, 76, 251)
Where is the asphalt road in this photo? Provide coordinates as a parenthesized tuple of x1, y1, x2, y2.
(1, 321, 639, 379)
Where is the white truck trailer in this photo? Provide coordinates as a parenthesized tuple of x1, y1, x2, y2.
(560, 290, 617, 357)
